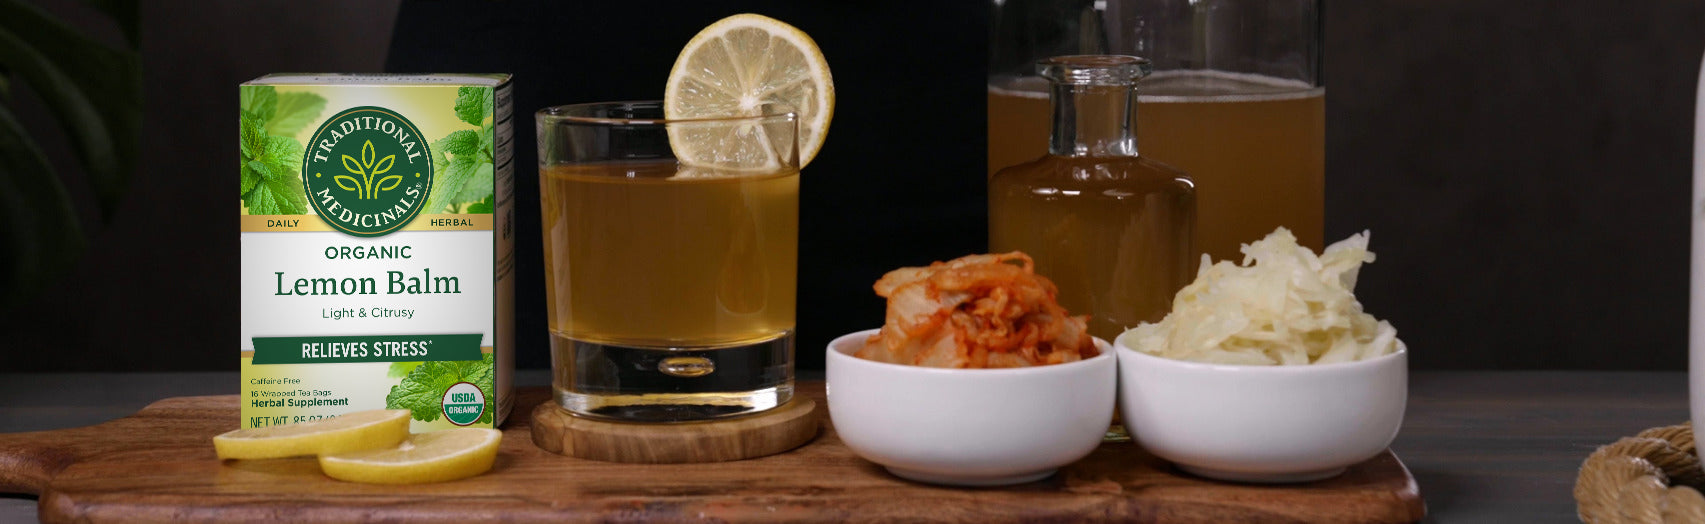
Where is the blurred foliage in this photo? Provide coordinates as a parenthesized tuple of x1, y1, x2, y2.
(0, 0, 141, 309)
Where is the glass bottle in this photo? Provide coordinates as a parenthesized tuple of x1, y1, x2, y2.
(989, 55, 1195, 342)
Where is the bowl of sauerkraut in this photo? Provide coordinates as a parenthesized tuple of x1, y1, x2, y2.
(1114, 228, 1408, 483)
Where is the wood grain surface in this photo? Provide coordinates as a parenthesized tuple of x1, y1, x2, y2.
(0, 382, 1425, 523)
(530, 397, 820, 463)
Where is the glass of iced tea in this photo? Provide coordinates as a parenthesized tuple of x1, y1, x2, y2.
(536, 101, 799, 422)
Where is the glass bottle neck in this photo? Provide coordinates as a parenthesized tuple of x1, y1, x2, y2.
(1049, 83, 1138, 158)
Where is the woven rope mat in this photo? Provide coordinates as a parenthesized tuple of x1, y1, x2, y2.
(1577, 423, 1705, 523)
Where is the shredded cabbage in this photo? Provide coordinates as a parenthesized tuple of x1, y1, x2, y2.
(1123, 228, 1406, 365)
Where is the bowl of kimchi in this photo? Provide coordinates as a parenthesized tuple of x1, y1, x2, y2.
(825, 252, 1118, 486)
(826, 329, 1116, 486)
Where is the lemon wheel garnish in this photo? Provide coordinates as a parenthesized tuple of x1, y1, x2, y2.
(212, 409, 410, 460)
(318, 428, 501, 484)
(665, 13, 834, 170)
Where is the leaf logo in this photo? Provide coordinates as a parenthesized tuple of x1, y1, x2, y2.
(301, 106, 434, 237)
(330, 140, 402, 199)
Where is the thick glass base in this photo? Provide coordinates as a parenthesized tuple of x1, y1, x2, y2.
(551, 330, 794, 423)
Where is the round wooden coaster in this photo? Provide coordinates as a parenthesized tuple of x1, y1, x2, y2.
(529, 398, 821, 463)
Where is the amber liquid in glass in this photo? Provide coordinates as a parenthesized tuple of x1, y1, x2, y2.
(990, 58, 1196, 343)
(989, 71, 1323, 262)
(990, 156, 1194, 341)
(540, 160, 798, 420)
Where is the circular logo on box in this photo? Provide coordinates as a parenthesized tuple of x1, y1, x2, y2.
(302, 106, 433, 237)
(441, 381, 485, 426)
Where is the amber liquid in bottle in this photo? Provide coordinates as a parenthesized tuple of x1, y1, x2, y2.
(989, 56, 1196, 342)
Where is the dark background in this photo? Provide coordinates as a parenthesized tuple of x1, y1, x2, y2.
(4, 0, 1703, 372)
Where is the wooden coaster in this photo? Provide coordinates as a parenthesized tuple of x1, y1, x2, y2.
(529, 398, 821, 463)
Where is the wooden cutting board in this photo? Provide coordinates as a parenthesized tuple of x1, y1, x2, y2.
(0, 383, 1425, 523)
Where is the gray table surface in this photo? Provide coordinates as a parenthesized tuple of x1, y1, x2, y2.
(0, 370, 1686, 523)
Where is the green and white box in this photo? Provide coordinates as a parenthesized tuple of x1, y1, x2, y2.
(239, 73, 513, 431)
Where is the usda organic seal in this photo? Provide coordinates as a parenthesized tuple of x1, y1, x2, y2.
(441, 381, 485, 426)
(302, 106, 433, 237)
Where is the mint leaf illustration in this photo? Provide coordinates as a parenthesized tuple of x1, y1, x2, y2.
(438, 129, 481, 156)
(385, 353, 496, 423)
(239, 109, 266, 159)
(388, 361, 424, 378)
(453, 86, 491, 126)
(385, 366, 454, 422)
(454, 163, 494, 204)
(238, 85, 323, 215)
(466, 194, 495, 214)
(424, 88, 495, 214)
(240, 161, 260, 194)
(424, 155, 477, 215)
(244, 170, 307, 215)
(267, 92, 326, 137)
(240, 86, 276, 120)
(260, 135, 303, 172)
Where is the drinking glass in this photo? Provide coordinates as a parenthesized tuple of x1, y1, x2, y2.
(536, 101, 800, 422)
(989, 0, 1324, 261)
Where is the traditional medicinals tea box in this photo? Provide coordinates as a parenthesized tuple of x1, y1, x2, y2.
(239, 74, 513, 431)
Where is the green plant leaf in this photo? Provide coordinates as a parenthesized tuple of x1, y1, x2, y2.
(240, 136, 306, 215)
(245, 159, 286, 182)
(385, 365, 454, 422)
(0, 0, 137, 309)
(430, 140, 449, 173)
(453, 162, 494, 207)
(480, 122, 494, 162)
(259, 135, 302, 173)
(244, 174, 306, 216)
(266, 92, 326, 138)
(423, 155, 477, 213)
(0, 105, 84, 309)
(453, 86, 489, 126)
(0, 24, 119, 208)
(0, 0, 141, 222)
(239, 161, 260, 194)
(465, 194, 494, 214)
(385, 354, 494, 423)
(239, 110, 266, 159)
(437, 129, 481, 156)
(388, 361, 424, 378)
(239, 85, 277, 120)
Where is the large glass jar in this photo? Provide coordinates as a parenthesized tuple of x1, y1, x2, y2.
(990, 0, 1322, 262)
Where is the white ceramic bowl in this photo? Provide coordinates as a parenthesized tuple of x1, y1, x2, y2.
(826, 329, 1116, 486)
(1114, 331, 1407, 483)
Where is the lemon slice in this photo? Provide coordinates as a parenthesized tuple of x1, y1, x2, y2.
(213, 409, 410, 460)
(318, 428, 501, 484)
(665, 13, 834, 170)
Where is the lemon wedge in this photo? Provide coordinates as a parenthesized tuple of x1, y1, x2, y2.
(665, 13, 834, 170)
(318, 428, 501, 484)
(213, 409, 410, 460)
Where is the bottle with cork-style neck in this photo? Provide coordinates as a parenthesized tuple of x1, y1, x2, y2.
(989, 55, 1196, 341)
